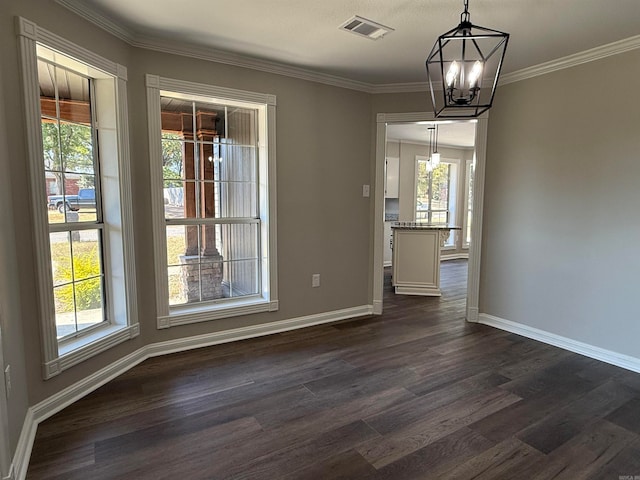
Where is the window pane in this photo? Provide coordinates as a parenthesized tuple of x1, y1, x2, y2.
(431, 211, 448, 224)
(160, 97, 193, 133)
(162, 138, 187, 180)
(71, 232, 102, 282)
(53, 285, 76, 339)
(222, 223, 258, 261)
(219, 145, 257, 183)
(216, 181, 257, 218)
(168, 265, 187, 306)
(54, 66, 91, 122)
(166, 225, 188, 266)
(164, 180, 196, 220)
(466, 210, 473, 245)
(416, 211, 429, 222)
(50, 231, 72, 286)
(58, 122, 94, 175)
(74, 279, 104, 333)
(226, 259, 259, 298)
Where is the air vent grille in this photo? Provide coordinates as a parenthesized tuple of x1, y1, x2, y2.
(340, 15, 394, 40)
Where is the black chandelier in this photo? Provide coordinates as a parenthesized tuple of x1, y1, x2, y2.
(426, 0, 509, 118)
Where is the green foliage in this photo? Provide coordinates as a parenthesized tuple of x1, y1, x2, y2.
(162, 133, 184, 187)
(52, 242, 102, 313)
(41, 121, 94, 192)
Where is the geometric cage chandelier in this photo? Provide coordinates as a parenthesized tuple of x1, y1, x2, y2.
(426, 0, 509, 118)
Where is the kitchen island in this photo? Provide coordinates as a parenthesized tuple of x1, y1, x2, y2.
(391, 222, 461, 296)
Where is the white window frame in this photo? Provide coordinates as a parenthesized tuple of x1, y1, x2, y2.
(17, 18, 138, 379)
(146, 75, 278, 329)
(463, 158, 474, 249)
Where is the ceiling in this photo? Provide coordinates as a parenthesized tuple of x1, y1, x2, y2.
(58, 0, 640, 86)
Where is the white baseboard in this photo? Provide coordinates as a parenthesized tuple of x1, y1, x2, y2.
(11, 409, 34, 480)
(478, 313, 640, 374)
(372, 301, 383, 315)
(11, 304, 374, 480)
(2, 463, 14, 480)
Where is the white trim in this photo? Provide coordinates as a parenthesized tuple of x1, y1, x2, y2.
(11, 409, 35, 480)
(465, 118, 488, 323)
(478, 314, 640, 374)
(499, 35, 640, 85)
(11, 304, 372, 480)
(157, 300, 278, 329)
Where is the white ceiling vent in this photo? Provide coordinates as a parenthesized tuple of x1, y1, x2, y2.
(339, 15, 394, 40)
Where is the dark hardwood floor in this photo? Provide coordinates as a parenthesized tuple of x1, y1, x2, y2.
(27, 260, 640, 479)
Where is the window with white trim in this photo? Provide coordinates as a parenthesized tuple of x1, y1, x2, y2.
(146, 76, 278, 329)
(415, 157, 459, 247)
(18, 18, 138, 378)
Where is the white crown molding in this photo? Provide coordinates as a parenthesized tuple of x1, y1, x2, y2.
(54, 0, 134, 43)
(478, 313, 640, 374)
(54, 0, 640, 94)
(500, 34, 640, 85)
(370, 82, 428, 94)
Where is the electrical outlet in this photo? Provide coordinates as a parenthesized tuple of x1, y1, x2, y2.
(4, 365, 11, 398)
(362, 184, 370, 197)
(312, 273, 320, 288)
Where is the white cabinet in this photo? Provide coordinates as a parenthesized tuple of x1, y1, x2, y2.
(385, 157, 399, 198)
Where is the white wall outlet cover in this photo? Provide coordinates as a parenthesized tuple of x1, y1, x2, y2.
(362, 184, 370, 197)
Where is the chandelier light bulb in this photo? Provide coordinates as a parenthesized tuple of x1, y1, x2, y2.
(468, 61, 483, 88)
(446, 61, 460, 87)
(431, 152, 441, 167)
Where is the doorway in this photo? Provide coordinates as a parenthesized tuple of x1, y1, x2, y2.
(372, 112, 489, 321)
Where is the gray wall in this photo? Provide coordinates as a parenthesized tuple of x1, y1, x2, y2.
(0, 0, 372, 455)
(480, 49, 640, 358)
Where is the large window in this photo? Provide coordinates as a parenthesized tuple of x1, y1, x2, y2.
(18, 18, 138, 378)
(39, 51, 106, 340)
(146, 76, 278, 328)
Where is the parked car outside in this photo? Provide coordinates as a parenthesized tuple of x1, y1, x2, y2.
(48, 188, 96, 213)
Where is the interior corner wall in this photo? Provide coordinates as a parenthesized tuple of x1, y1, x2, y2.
(480, 49, 640, 359)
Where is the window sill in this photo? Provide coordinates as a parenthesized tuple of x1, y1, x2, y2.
(158, 297, 280, 329)
(43, 324, 139, 379)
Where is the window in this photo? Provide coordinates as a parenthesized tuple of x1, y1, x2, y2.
(146, 75, 278, 328)
(415, 156, 459, 247)
(18, 18, 138, 378)
(463, 158, 475, 248)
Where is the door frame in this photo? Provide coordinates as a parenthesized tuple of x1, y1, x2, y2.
(372, 111, 489, 321)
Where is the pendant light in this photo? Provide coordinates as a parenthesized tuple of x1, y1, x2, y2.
(426, 0, 509, 118)
(431, 124, 441, 167)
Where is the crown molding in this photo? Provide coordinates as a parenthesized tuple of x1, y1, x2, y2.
(500, 34, 640, 85)
(370, 82, 428, 94)
(55, 0, 640, 94)
(55, 0, 134, 43)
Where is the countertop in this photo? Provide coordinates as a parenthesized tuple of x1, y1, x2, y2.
(391, 222, 461, 230)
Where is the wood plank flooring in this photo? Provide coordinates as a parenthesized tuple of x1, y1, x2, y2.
(27, 260, 640, 479)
